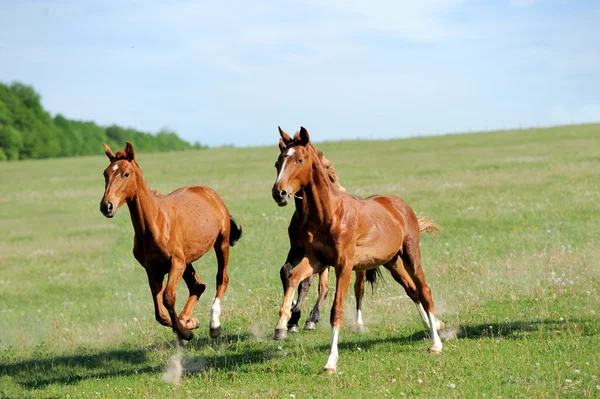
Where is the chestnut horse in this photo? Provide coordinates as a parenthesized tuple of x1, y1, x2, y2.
(100, 142, 242, 341)
(272, 127, 443, 374)
(278, 142, 378, 333)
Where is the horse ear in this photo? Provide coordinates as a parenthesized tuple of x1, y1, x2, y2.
(125, 141, 135, 161)
(297, 126, 310, 146)
(278, 126, 293, 145)
(278, 138, 287, 152)
(104, 144, 116, 161)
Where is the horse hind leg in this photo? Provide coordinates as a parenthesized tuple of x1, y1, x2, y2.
(210, 236, 230, 338)
(305, 267, 330, 330)
(400, 241, 443, 353)
(179, 263, 206, 330)
(353, 270, 366, 332)
(399, 249, 444, 331)
(383, 257, 433, 330)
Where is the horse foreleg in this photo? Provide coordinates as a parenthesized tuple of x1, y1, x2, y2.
(179, 264, 206, 330)
(354, 270, 366, 332)
(323, 260, 353, 374)
(163, 258, 193, 340)
(274, 256, 321, 340)
(210, 237, 230, 338)
(304, 267, 330, 330)
(288, 275, 314, 332)
(145, 268, 171, 327)
(280, 247, 306, 332)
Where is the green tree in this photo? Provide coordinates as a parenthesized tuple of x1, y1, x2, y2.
(0, 81, 204, 160)
(0, 125, 23, 160)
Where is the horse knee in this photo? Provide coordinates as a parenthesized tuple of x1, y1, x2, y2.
(163, 292, 176, 309)
(280, 263, 292, 290)
(330, 308, 344, 327)
(404, 287, 419, 302)
(155, 313, 170, 326)
(280, 263, 293, 278)
(198, 282, 206, 295)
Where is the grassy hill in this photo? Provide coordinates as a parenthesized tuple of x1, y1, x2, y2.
(0, 124, 598, 398)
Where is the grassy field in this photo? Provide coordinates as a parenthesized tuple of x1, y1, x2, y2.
(1, 124, 599, 398)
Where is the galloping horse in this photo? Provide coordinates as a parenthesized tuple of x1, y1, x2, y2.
(277, 128, 378, 333)
(100, 142, 242, 341)
(272, 127, 443, 373)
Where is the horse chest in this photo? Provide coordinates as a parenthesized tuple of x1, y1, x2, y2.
(302, 226, 341, 264)
(133, 233, 172, 266)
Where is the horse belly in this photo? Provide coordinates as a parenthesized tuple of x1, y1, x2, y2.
(179, 209, 222, 263)
(352, 243, 398, 269)
(352, 219, 404, 269)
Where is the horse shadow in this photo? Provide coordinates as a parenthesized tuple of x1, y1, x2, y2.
(323, 317, 598, 352)
(1, 333, 269, 390)
(1, 348, 155, 390)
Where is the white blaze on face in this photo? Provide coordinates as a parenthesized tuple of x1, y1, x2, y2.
(112, 164, 119, 171)
(275, 147, 296, 184)
(210, 298, 221, 329)
(323, 326, 339, 371)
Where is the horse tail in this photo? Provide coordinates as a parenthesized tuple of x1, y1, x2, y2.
(417, 216, 439, 236)
(229, 217, 243, 246)
(366, 267, 384, 293)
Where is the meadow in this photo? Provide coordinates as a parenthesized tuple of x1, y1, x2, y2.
(0, 124, 599, 398)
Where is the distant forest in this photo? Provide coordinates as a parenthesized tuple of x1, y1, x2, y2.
(0, 81, 204, 161)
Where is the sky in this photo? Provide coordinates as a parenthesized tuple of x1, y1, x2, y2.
(1, 0, 599, 147)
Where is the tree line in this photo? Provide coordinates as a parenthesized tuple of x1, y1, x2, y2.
(0, 81, 204, 161)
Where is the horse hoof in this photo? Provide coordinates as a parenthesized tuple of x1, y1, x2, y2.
(304, 321, 317, 331)
(178, 330, 194, 343)
(209, 325, 222, 338)
(288, 325, 299, 333)
(436, 320, 445, 330)
(273, 328, 287, 340)
(322, 367, 337, 375)
(429, 347, 442, 354)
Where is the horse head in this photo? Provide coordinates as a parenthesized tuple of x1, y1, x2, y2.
(272, 126, 320, 207)
(100, 141, 139, 218)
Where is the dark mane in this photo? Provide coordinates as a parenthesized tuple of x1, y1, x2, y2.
(288, 129, 345, 192)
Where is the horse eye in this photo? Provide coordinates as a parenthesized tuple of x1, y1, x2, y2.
(298, 158, 303, 164)
(124, 172, 130, 178)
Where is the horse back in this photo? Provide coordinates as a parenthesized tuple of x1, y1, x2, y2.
(162, 185, 231, 262)
(366, 194, 420, 239)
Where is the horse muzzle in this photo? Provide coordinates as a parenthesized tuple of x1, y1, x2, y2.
(100, 200, 116, 218)
(272, 188, 290, 207)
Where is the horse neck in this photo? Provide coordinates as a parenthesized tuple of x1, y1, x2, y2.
(301, 148, 337, 224)
(126, 162, 160, 237)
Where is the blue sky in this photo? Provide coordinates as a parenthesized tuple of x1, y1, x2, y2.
(1, 0, 598, 147)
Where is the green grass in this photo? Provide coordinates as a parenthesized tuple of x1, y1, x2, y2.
(1, 124, 599, 398)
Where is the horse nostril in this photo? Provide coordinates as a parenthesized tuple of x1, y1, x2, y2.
(280, 190, 287, 199)
(107, 202, 114, 212)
